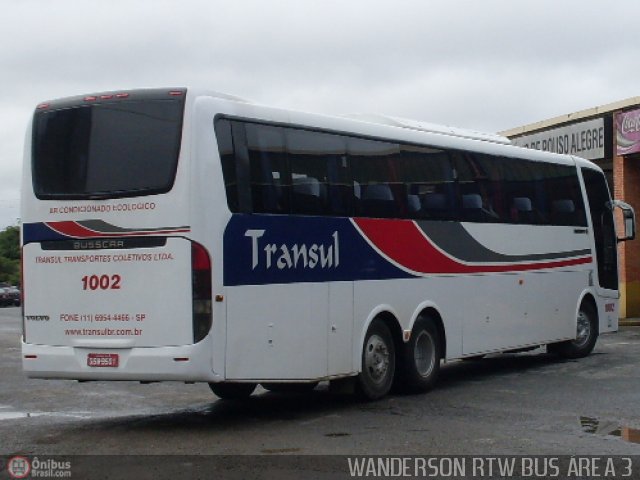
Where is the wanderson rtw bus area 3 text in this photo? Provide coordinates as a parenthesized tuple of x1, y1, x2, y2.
(20, 88, 635, 400)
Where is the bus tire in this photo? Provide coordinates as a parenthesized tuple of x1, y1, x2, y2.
(396, 316, 441, 393)
(208, 382, 257, 400)
(262, 382, 319, 393)
(356, 319, 396, 400)
(548, 301, 598, 359)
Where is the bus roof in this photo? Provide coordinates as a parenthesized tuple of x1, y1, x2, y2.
(341, 113, 512, 145)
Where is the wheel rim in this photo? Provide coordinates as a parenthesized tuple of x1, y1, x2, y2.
(575, 309, 591, 348)
(364, 334, 390, 385)
(414, 330, 436, 377)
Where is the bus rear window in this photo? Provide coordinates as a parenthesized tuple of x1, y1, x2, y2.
(32, 98, 184, 199)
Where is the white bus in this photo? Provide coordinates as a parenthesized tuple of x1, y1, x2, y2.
(21, 88, 635, 400)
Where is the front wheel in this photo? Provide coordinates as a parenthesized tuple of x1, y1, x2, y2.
(357, 319, 395, 400)
(396, 316, 441, 393)
(208, 382, 257, 400)
(548, 302, 598, 359)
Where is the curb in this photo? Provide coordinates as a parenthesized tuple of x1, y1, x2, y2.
(620, 319, 640, 327)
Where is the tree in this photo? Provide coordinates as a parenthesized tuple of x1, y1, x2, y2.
(0, 226, 19, 285)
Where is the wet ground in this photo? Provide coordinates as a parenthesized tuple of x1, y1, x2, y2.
(1, 307, 640, 477)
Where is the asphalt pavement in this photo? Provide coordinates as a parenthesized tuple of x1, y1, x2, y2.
(1, 307, 639, 478)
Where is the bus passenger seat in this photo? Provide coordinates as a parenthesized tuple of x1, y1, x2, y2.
(552, 199, 575, 213)
(353, 181, 361, 199)
(407, 194, 421, 214)
(360, 184, 397, 218)
(551, 199, 576, 225)
(423, 193, 447, 219)
(292, 176, 323, 214)
(512, 197, 533, 223)
(462, 193, 483, 222)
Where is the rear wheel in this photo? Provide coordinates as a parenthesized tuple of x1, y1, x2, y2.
(208, 382, 257, 400)
(357, 319, 395, 400)
(396, 316, 441, 392)
(548, 301, 598, 359)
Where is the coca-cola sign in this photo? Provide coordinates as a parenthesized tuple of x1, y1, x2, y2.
(616, 108, 640, 155)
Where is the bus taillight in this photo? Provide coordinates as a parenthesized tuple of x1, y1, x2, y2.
(191, 242, 212, 343)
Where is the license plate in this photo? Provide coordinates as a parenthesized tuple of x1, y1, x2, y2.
(87, 353, 119, 367)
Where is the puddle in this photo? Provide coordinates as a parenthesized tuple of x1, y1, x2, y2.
(580, 416, 640, 444)
(0, 412, 32, 420)
(0, 411, 94, 421)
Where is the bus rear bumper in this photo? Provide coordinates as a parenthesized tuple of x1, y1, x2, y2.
(21, 341, 218, 382)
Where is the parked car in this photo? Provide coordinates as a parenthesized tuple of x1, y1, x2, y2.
(0, 287, 9, 307)
(7, 286, 20, 306)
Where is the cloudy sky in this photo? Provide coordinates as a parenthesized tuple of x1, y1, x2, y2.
(2, 0, 639, 229)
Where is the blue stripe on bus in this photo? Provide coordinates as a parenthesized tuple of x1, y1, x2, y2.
(223, 215, 412, 286)
(23, 222, 69, 244)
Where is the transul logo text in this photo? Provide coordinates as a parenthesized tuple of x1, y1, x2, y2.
(245, 229, 340, 270)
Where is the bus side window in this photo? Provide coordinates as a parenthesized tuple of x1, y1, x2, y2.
(326, 152, 353, 217)
(349, 138, 403, 218)
(214, 119, 239, 212)
(285, 128, 350, 217)
(545, 164, 587, 227)
(501, 158, 544, 225)
(244, 123, 288, 214)
(582, 168, 618, 290)
(398, 145, 455, 221)
(452, 152, 502, 223)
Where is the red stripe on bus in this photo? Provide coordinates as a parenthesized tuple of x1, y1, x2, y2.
(354, 218, 592, 274)
(45, 221, 190, 238)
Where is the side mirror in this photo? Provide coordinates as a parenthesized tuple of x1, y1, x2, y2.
(613, 200, 636, 242)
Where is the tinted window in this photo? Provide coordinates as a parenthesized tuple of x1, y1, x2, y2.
(244, 123, 288, 214)
(286, 128, 351, 216)
(582, 168, 617, 289)
(214, 118, 587, 226)
(501, 157, 542, 224)
(399, 145, 455, 220)
(214, 119, 238, 212)
(453, 153, 505, 223)
(543, 164, 587, 227)
(454, 156, 587, 227)
(350, 138, 402, 218)
(33, 99, 184, 199)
